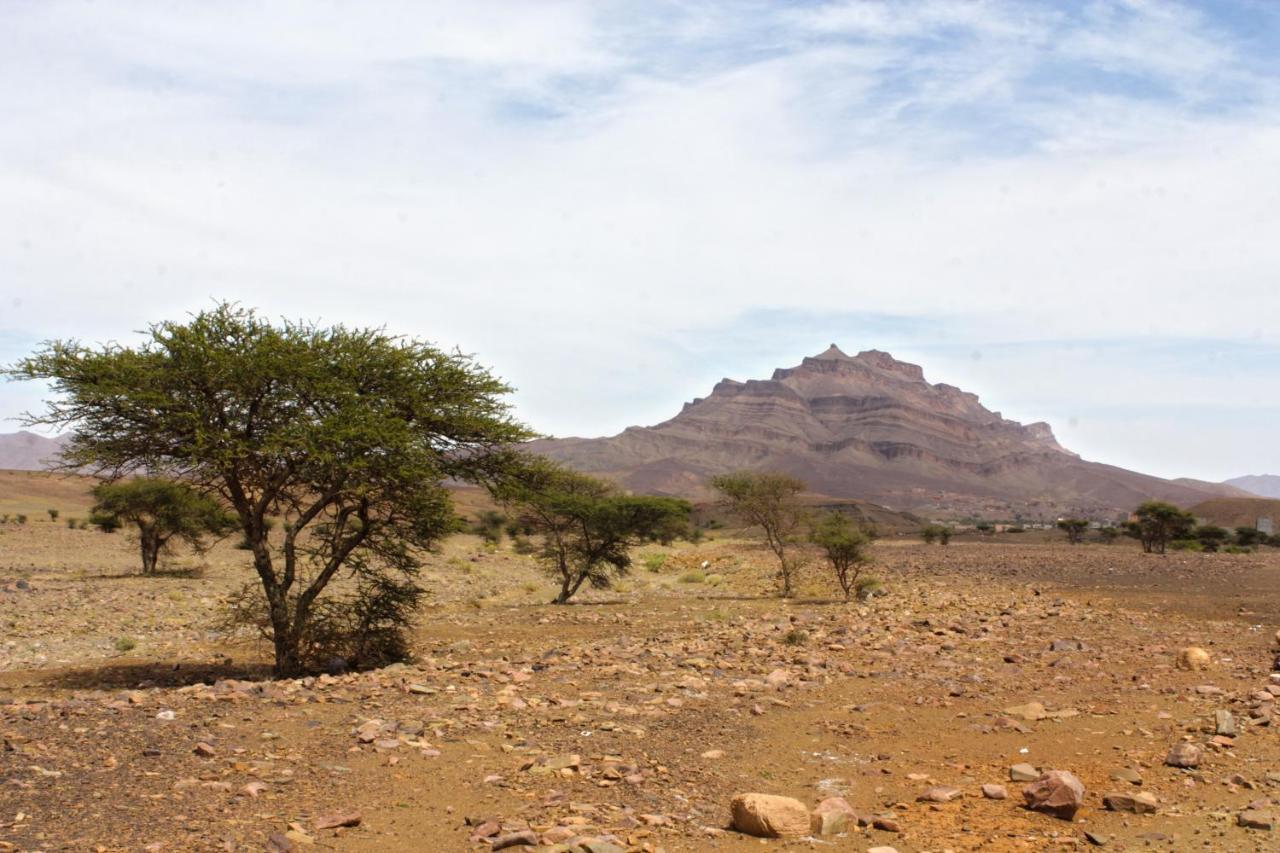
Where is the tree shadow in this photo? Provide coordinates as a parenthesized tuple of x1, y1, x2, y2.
(6, 659, 272, 692)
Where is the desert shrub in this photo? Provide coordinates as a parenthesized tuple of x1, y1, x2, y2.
(782, 628, 808, 646)
(643, 553, 667, 573)
(810, 511, 873, 600)
(1099, 526, 1119, 543)
(114, 636, 137, 652)
(15, 514, 27, 525)
(1124, 501, 1195, 554)
(854, 576, 883, 600)
(47, 508, 59, 521)
(511, 535, 536, 555)
(1008, 526, 1026, 533)
(1057, 518, 1088, 545)
(921, 524, 951, 545)
(679, 570, 706, 584)
(221, 576, 419, 673)
(1194, 525, 1230, 553)
(688, 527, 705, 543)
(66, 517, 78, 529)
(712, 470, 808, 598)
(471, 510, 508, 544)
(1169, 538, 1202, 552)
(0, 514, 8, 524)
(704, 573, 724, 586)
(1224, 545, 1251, 554)
(1235, 527, 1265, 548)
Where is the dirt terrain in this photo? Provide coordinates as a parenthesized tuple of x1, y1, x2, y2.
(4, 514, 1280, 851)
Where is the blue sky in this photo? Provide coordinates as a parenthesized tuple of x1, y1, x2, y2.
(2, 0, 1278, 481)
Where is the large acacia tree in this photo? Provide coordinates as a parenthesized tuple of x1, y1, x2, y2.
(10, 304, 531, 677)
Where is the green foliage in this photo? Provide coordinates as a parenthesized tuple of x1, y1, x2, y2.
(11, 303, 530, 677)
(1223, 544, 1251, 554)
(643, 553, 667, 573)
(47, 508, 59, 521)
(1169, 538, 1203, 552)
(1124, 501, 1195, 554)
(1099, 526, 1119, 543)
(921, 524, 951, 545)
(679, 570, 706, 584)
(113, 636, 137, 653)
(496, 458, 692, 604)
(90, 478, 236, 575)
(810, 511, 873, 601)
(782, 628, 808, 646)
(1194, 524, 1230, 553)
(854, 575, 883, 600)
(1235, 527, 1265, 548)
(1057, 518, 1089, 545)
(711, 470, 808, 597)
(15, 514, 28, 525)
(975, 521, 993, 534)
(471, 510, 508, 544)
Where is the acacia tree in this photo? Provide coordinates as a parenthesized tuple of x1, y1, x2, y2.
(498, 460, 690, 604)
(90, 478, 235, 574)
(711, 471, 807, 597)
(1057, 518, 1088, 545)
(809, 511, 873, 601)
(10, 304, 530, 677)
(1124, 500, 1195, 554)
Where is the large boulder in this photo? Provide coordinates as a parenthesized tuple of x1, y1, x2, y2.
(1165, 742, 1203, 768)
(1022, 770, 1085, 820)
(730, 793, 810, 838)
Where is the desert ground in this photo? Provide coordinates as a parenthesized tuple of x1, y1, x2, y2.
(3, 475, 1280, 852)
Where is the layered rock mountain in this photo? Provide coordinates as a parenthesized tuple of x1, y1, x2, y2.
(1224, 474, 1280, 499)
(532, 345, 1237, 519)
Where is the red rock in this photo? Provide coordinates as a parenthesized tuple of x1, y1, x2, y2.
(1023, 770, 1085, 820)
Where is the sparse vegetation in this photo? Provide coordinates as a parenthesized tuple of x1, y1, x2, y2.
(113, 636, 137, 653)
(810, 510, 873, 601)
(47, 508, 59, 522)
(90, 478, 236, 575)
(1124, 501, 1195, 554)
(497, 459, 692, 604)
(711, 470, 808, 597)
(1057, 518, 1088, 544)
(1194, 524, 1230, 553)
(921, 524, 951, 545)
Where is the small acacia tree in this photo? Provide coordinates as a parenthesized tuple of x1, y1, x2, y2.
(90, 478, 235, 575)
(1236, 526, 1265, 548)
(497, 459, 690, 603)
(809, 511, 873, 601)
(10, 303, 530, 677)
(1124, 500, 1195, 554)
(711, 471, 808, 597)
(1057, 518, 1088, 545)
(1194, 524, 1230, 553)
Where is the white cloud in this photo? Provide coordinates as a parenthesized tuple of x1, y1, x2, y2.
(1, 1, 1277, 480)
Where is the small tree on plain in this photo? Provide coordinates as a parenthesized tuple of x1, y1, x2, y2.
(920, 525, 938, 544)
(90, 478, 236, 574)
(809, 511, 873, 601)
(497, 459, 691, 604)
(47, 508, 59, 522)
(1057, 518, 1088, 545)
(1123, 500, 1195, 554)
(711, 471, 808, 597)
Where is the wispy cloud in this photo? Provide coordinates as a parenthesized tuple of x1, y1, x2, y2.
(1, 1, 1277, 480)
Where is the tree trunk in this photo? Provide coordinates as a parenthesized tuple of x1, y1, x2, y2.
(139, 526, 159, 575)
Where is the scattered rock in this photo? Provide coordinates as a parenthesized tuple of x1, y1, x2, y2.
(1215, 710, 1236, 737)
(1023, 770, 1085, 820)
(810, 796, 856, 835)
(491, 830, 539, 849)
(1010, 763, 1040, 782)
(1238, 809, 1275, 831)
(1103, 791, 1158, 814)
(981, 784, 1007, 800)
(313, 811, 361, 831)
(917, 785, 962, 803)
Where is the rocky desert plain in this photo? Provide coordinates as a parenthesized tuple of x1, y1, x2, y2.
(4, 470, 1280, 853)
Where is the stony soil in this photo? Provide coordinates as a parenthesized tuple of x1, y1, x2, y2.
(4, 523, 1280, 852)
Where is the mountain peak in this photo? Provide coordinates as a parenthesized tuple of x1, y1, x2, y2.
(814, 343, 851, 360)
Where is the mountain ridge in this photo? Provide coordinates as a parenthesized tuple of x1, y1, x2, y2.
(531, 346, 1241, 519)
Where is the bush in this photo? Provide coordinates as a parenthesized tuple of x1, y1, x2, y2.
(66, 517, 78, 529)
(471, 510, 508, 544)
(511, 535, 536, 555)
(114, 636, 137, 653)
(1169, 538, 1203, 552)
(921, 524, 951, 545)
(782, 628, 807, 646)
(643, 553, 667, 573)
(1224, 545, 1251, 554)
(679, 570, 706, 584)
(15, 514, 27, 525)
(854, 576, 883, 600)
(221, 576, 419, 674)
(704, 573, 724, 586)
(47, 508, 59, 521)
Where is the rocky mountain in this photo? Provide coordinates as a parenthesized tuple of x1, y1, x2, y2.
(532, 345, 1238, 519)
(1224, 474, 1280, 499)
(0, 430, 67, 471)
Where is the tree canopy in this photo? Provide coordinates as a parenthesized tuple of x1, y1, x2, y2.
(809, 511, 873, 601)
(10, 303, 532, 676)
(1124, 500, 1195, 554)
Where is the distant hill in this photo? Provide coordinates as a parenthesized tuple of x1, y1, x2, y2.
(1190, 496, 1280, 530)
(1224, 475, 1280, 499)
(0, 430, 68, 471)
(532, 345, 1242, 519)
